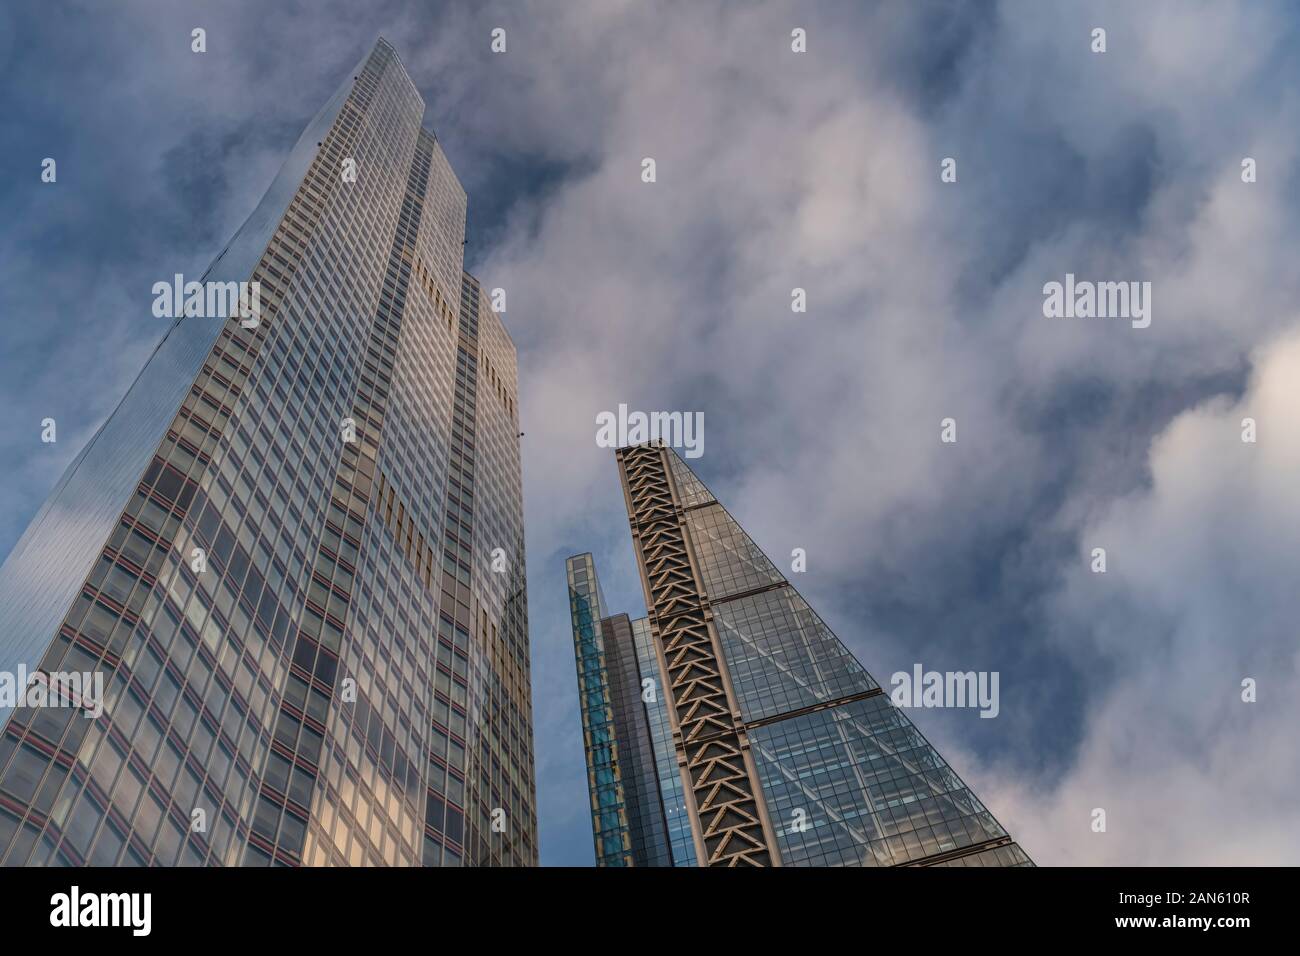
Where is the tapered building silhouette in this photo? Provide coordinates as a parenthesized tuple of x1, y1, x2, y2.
(568, 443, 1030, 867)
(0, 39, 536, 866)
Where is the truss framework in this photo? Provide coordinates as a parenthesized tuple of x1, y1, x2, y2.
(617, 443, 779, 866)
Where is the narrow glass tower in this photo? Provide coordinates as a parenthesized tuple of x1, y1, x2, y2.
(0, 39, 536, 867)
(568, 443, 1030, 867)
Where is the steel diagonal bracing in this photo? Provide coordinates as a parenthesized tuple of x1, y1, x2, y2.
(617, 444, 778, 867)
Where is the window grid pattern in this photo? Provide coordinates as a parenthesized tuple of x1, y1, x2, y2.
(458, 274, 536, 866)
(684, 504, 784, 601)
(0, 41, 395, 867)
(600, 615, 672, 866)
(255, 100, 435, 869)
(667, 454, 714, 508)
(566, 554, 633, 866)
(629, 617, 696, 866)
(657, 447, 1031, 868)
(0, 38, 537, 868)
(712, 587, 878, 723)
(929, 843, 1033, 866)
(749, 695, 1010, 867)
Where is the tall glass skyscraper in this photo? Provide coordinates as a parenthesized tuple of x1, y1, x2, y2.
(0, 38, 537, 867)
(568, 442, 1031, 867)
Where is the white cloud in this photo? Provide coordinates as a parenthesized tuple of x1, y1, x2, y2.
(466, 0, 1300, 862)
(982, 329, 1300, 864)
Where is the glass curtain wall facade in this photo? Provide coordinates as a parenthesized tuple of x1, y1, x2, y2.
(566, 554, 632, 866)
(566, 555, 693, 867)
(0, 38, 536, 867)
(568, 442, 1030, 868)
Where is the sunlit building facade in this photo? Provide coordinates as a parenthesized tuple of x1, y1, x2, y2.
(568, 443, 1030, 867)
(0, 38, 536, 867)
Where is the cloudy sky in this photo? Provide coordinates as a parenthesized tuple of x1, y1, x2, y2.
(2, 0, 1298, 866)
